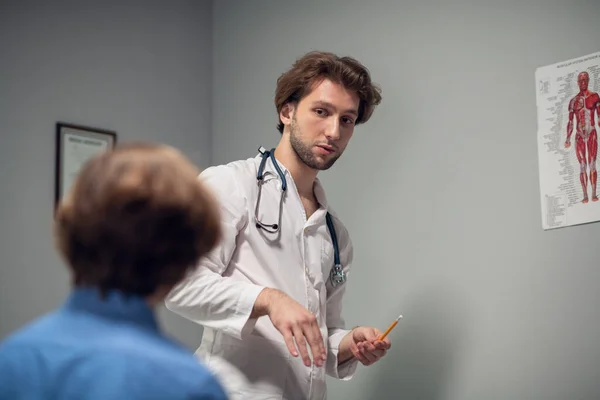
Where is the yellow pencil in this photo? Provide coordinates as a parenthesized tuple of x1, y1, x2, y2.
(378, 315, 402, 341)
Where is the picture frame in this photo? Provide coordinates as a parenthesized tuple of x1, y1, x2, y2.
(55, 122, 117, 206)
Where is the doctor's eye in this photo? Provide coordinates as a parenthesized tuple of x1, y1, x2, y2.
(341, 117, 355, 125)
(314, 108, 328, 117)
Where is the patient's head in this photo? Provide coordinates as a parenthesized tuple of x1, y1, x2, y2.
(54, 142, 221, 301)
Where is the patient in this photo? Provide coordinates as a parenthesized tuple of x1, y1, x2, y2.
(0, 143, 228, 399)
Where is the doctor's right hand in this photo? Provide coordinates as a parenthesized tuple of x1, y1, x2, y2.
(252, 288, 327, 367)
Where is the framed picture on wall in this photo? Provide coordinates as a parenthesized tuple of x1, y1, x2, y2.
(55, 122, 117, 206)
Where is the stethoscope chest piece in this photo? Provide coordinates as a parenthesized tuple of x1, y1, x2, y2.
(330, 264, 346, 287)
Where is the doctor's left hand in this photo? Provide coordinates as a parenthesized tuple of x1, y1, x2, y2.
(348, 326, 391, 366)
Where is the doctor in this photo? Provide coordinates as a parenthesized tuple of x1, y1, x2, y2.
(166, 51, 391, 399)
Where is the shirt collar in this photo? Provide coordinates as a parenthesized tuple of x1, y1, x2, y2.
(313, 178, 329, 209)
(63, 287, 159, 332)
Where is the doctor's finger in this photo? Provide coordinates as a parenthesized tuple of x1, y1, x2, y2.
(362, 341, 377, 352)
(360, 347, 379, 364)
(303, 323, 326, 366)
(282, 329, 299, 358)
(374, 339, 391, 350)
(353, 349, 372, 366)
(293, 326, 311, 366)
(365, 348, 386, 359)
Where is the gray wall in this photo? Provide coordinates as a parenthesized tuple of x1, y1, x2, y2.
(0, 0, 213, 349)
(3, 1, 600, 399)
(213, 1, 600, 399)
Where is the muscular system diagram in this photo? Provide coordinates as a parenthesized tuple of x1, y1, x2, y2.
(565, 71, 600, 204)
(536, 50, 600, 229)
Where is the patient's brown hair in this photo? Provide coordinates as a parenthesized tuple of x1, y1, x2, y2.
(54, 142, 221, 297)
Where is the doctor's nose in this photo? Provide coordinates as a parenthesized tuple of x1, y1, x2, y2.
(325, 118, 341, 140)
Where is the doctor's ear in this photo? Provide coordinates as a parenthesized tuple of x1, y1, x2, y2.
(279, 102, 296, 126)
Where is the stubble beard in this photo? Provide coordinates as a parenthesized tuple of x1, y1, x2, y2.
(289, 114, 340, 171)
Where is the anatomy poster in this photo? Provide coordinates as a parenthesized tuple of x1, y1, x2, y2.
(536, 50, 600, 230)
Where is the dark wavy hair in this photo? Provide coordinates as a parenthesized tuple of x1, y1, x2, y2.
(275, 51, 382, 133)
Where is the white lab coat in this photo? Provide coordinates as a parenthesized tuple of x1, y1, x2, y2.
(165, 153, 358, 400)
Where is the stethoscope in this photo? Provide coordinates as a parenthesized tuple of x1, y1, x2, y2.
(254, 147, 346, 287)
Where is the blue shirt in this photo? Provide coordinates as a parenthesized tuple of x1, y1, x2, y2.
(0, 287, 228, 400)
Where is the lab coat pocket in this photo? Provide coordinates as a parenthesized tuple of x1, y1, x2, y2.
(216, 334, 290, 399)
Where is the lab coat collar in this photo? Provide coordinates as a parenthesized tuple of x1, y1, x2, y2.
(63, 286, 159, 332)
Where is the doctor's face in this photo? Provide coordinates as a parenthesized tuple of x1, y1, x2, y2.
(286, 79, 359, 170)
